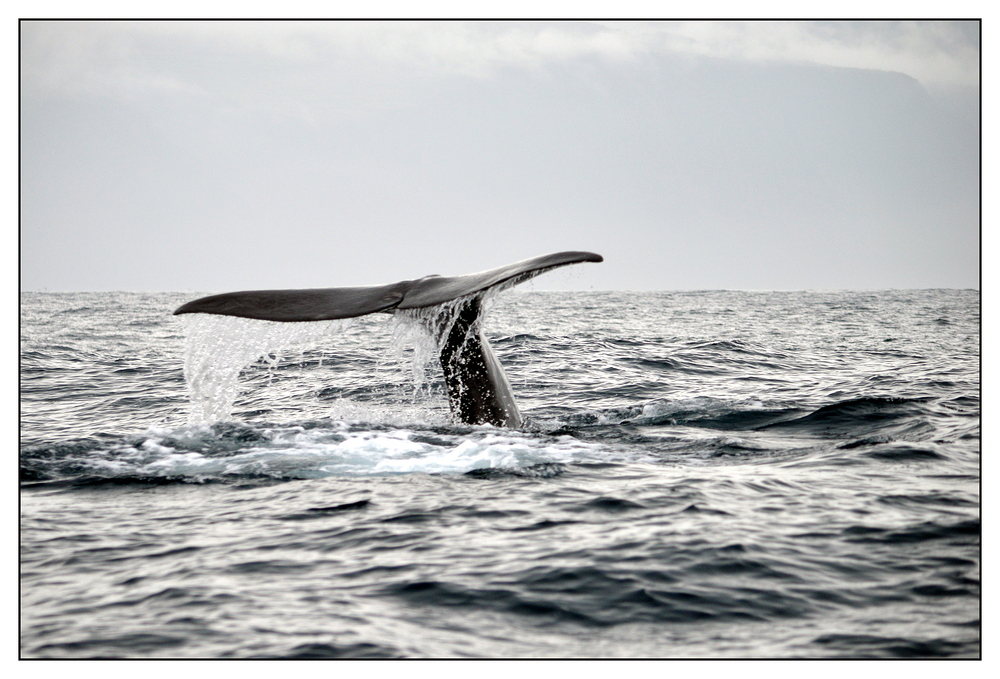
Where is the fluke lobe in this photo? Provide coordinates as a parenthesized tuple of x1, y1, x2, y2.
(174, 251, 603, 428)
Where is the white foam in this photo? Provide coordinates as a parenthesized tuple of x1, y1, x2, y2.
(92, 424, 617, 478)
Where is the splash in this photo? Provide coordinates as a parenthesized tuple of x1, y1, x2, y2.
(180, 314, 355, 424)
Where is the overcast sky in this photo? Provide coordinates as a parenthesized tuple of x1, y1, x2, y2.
(20, 20, 980, 292)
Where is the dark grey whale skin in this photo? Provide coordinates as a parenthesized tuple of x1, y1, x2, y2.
(438, 295, 522, 427)
(173, 251, 603, 320)
(174, 251, 603, 427)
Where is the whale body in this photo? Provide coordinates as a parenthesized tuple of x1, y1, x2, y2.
(174, 251, 603, 427)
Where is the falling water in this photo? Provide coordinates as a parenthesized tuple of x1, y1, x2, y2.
(180, 314, 356, 424)
(179, 289, 502, 425)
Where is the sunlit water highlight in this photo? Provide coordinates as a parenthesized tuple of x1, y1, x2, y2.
(20, 290, 979, 658)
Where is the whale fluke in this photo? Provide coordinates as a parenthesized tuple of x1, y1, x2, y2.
(173, 251, 602, 321)
(174, 251, 603, 427)
(172, 284, 408, 322)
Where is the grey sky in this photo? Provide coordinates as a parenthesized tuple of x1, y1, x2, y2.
(20, 20, 980, 291)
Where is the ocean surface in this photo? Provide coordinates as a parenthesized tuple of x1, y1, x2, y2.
(20, 289, 980, 658)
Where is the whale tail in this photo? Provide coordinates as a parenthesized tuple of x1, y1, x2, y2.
(174, 251, 603, 427)
(435, 295, 523, 428)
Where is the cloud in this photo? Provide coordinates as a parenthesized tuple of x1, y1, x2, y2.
(21, 20, 980, 103)
(649, 21, 979, 88)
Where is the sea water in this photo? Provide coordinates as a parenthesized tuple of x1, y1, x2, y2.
(20, 289, 980, 658)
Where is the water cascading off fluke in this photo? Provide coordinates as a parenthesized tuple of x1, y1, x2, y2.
(175, 251, 603, 427)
